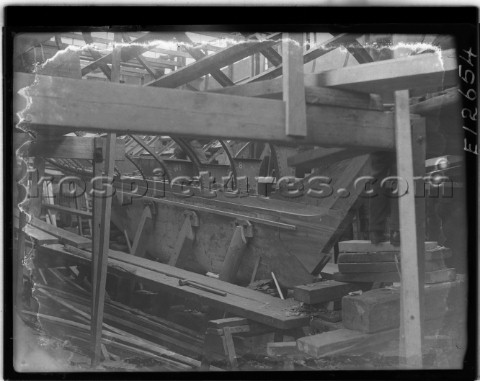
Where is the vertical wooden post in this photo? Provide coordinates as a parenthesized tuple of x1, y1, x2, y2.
(282, 32, 307, 137)
(90, 32, 121, 367)
(394, 90, 424, 368)
(90, 135, 116, 366)
(110, 33, 122, 83)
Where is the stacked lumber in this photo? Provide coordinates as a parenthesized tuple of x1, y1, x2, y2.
(334, 240, 455, 283)
(341, 277, 466, 334)
(25, 266, 219, 371)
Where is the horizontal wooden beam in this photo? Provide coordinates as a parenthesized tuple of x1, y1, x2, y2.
(304, 49, 458, 95)
(27, 135, 125, 160)
(30, 217, 91, 249)
(210, 78, 382, 110)
(24, 224, 59, 245)
(16, 73, 396, 150)
(410, 88, 460, 115)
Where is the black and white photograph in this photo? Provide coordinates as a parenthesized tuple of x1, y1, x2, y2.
(4, 5, 478, 378)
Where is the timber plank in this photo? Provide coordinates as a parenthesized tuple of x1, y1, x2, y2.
(338, 240, 438, 253)
(342, 278, 465, 333)
(38, 244, 309, 330)
(338, 260, 446, 274)
(24, 225, 59, 245)
(410, 88, 460, 115)
(15, 72, 396, 150)
(338, 247, 451, 263)
(293, 280, 361, 305)
(210, 80, 383, 111)
(424, 268, 456, 284)
(30, 217, 91, 249)
(304, 49, 458, 95)
(297, 328, 398, 358)
(331, 271, 400, 283)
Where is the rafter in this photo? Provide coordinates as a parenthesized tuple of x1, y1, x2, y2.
(145, 39, 279, 88)
(81, 32, 180, 77)
(238, 34, 363, 84)
(82, 32, 112, 80)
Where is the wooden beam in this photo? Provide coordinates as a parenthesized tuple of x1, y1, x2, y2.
(244, 33, 283, 67)
(293, 280, 360, 305)
(174, 33, 235, 87)
(17, 73, 396, 150)
(24, 225, 59, 245)
(339, 240, 437, 253)
(81, 32, 178, 77)
(30, 216, 91, 248)
(282, 33, 307, 137)
(394, 90, 423, 367)
(239, 34, 362, 84)
(60, 32, 192, 58)
(81, 32, 112, 80)
(305, 49, 457, 96)
(27, 136, 125, 160)
(210, 79, 383, 111)
(121, 34, 159, 78)
(410, 88, 460, 115)
(90, 134, 117, 367)
(145, 40, 277, 88)
(91, 34, 121, 366)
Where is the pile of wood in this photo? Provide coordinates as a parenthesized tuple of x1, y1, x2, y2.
(24, 265, 221, 371)
(334, 240, 456, 283)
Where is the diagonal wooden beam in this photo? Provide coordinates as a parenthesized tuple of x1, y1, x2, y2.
(81, 32, 180, 77)
(330, 33, 374, 64)
(81, 32, 111, 80)
(174, 33, 234, 87)
(244, 33, 283, 66)
(239, 34, 362, 84)
(144, 39, 278, 88)
(121, 33, 159, 78)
